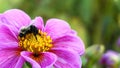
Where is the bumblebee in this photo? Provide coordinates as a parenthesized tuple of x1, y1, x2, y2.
(19, 25, 38, 38)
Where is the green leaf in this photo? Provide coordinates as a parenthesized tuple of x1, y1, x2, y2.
(22, 62, 32, 68)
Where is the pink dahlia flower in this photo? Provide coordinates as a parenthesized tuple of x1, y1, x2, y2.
(0, 9, 85, 68)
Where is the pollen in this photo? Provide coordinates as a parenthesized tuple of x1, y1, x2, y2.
(18, 30, 53, 54)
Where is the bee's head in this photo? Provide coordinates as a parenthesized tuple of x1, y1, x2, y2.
(19, 26, 30, 37)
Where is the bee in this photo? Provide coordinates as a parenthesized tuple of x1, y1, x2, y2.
(19, 25, 38, 38)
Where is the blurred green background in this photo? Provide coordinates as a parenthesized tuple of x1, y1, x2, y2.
(0, 0, 120, 68)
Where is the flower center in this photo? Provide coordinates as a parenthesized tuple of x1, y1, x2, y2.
(18, 30, 53, 54)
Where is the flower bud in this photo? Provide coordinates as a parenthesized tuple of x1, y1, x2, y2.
(86, 44, 105, 59)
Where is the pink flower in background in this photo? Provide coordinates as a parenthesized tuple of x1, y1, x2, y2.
(0, 9, 85, 68)
(100, 50, 119, 67)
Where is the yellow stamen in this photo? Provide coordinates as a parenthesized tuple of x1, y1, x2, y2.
(18, 30, 53, 54)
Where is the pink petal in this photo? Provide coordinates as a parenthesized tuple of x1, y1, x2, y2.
(0, 9, 31, 29)
(70, 30, 77, 35)
(0, 48, 22, 68)
(53, 34, 85, 55)
(21, 51, 40, 68)
(0, 24, 18, 42)
(50, 48, 82, 68)
(21, 51, 57, 68)
(15, 56, 25, 68)
(0, 42, 18, 49)
(44, 19, 71, 40)
(32, 17, 44, 31)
